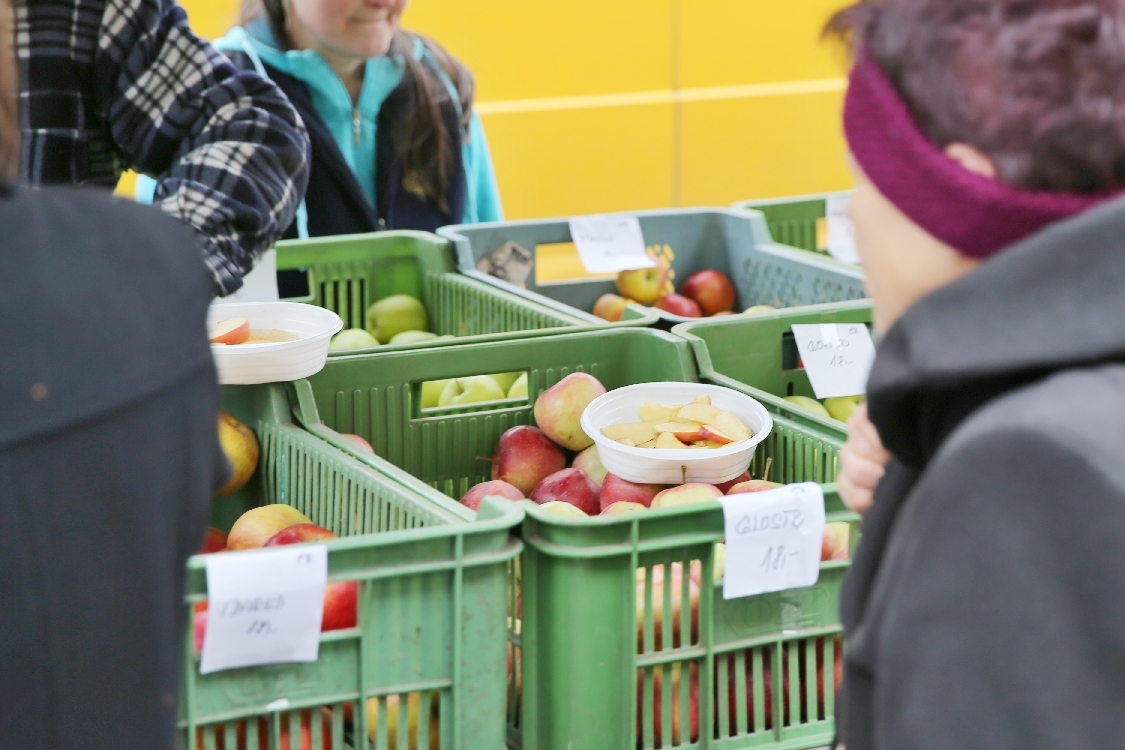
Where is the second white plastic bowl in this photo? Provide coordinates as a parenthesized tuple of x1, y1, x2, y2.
(580, 382, 773, 485)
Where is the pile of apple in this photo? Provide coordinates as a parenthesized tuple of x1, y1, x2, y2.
(192, 505, 359, 654)
(784, 394, 862, 423)
(330, 292, 456, 351)
(594, 267, 776, 321)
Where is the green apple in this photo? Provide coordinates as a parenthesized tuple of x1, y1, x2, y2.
(329, 328, 379, 351)
(366, 294, 427, 344)
(438, 376, 506, 407)
(421, 379, 452, 409)
(824, 396, 861, 423)
(389, 330, 438, 345)
(743, 304, 777, 314)
(507, 372, 529, 399)
(538, 501, 589, 518)
(784, 395, 832, 418)
(489, 372, 523, 394)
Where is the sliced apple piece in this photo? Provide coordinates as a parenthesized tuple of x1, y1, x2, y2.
(655, 432, 689, 449)
(712, 411, 751, 442)
(209, 317, 250, 345)
(692, 395, 711, 405)
(694, 440, 725, 449)
(654, 421, 704, 442)
(676, 402, 723, 425)
(602, 420, 661, 444)
(637, 402, 683, 423)
(698, 425, 735, 445)
(637, 438, 658, 449)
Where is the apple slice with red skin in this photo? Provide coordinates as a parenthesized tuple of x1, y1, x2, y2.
(698, 425, 735, 445)
(209, 317, 250, 345)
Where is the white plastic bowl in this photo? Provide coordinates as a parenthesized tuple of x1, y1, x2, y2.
(208, 302, 342, 385)
(581, 382, 773, 485)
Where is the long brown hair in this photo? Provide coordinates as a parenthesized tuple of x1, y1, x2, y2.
(241, 0, 474, 212)
(0, 0, 19, 180)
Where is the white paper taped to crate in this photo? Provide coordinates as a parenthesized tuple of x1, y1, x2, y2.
(790, 323, 876, 399)
(568, 215, 656, 274)
(719, 483, 825, 600)
(826, 195, 861, 265)
(200, 544, 327, 674)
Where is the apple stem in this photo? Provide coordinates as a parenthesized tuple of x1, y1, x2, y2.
(762, 457, 773, 483)
(681, 465, 687, 485)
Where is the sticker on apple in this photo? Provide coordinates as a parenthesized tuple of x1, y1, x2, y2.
(200, 544, 327, 674)
(568, 215, 656, 274)
(719, 483, 825, 599)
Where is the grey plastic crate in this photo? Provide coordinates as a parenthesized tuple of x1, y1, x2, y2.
(439, 208, 866, 326)
(733, 191, 854, 255)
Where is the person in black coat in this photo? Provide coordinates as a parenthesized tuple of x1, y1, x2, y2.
(0, 182, 225, 750)
(827, 1, 1125, 748)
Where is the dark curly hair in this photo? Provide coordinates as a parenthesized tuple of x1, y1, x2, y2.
(826, 0, 1125, 193)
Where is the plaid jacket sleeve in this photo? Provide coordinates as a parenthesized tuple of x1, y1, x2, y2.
(95, 0, 309, 295)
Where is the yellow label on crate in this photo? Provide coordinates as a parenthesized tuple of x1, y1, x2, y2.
(816, 217, 829, 251)
(534, 242, 617, 285)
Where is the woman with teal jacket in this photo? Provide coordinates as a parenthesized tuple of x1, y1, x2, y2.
(138, 0, 502, 239)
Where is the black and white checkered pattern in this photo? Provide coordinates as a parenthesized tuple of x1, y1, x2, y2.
(15, 0, 310, 296)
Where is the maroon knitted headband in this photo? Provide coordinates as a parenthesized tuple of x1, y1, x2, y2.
(844, 53, 1118, 258)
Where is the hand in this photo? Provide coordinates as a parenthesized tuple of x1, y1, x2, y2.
(837, 404, 890, 515)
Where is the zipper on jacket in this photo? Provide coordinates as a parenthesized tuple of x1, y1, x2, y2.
(352, 108, 361, 146)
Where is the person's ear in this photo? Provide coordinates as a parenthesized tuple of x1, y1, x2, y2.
(944, 142, 998, 180)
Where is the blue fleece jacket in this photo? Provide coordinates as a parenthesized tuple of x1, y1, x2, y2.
(138, 24, 502, 225)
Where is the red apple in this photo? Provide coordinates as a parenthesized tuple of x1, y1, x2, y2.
(617, 266, 668, 304)
(821, 522, 851, 561)
(600, 473, 665, 512)
(637, 662, 699, 746)
(491, 425, 567, 496)
(209, 316, 250, 345)
(460, 480, 525, 511)
(264, 523, 337, 547)
(636, 562, 700, 651)
(341, 433, 374, 454)
(727, 479, 784, 495)
(226, 504, 312, 550)
(198, 527, 227, 554)
(651, 483, 723, 509)
(530, 468, 600, 516)
(193, 602, 208, 654)
(715, 472, 751, 494)
(533, 372, 607, 451)
(263, 523, 357, 632)
(592, 293, 629, 322)
(680, 270, 736, 315)
(572, 445, 608, 486)
(655, 293, 703, 318)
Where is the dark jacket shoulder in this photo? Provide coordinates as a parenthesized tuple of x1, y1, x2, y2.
(0, 185, 215, 448)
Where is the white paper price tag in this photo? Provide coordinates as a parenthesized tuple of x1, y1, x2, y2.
(719, 483, 825, 600)
(790, 323, 876, 399)
(825, 195, 861, 265)
(568, 215, 656, 274)
(200, 544, 328, 675)
(223, 248, 280, 302)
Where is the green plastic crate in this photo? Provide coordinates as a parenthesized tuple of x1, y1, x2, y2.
(291, 328, 858, 750)
(732, 192, 853, 255)
(673, 300, 874, 437)
(183, 383, 523, 750)
(276, 230, 659, 357)
(438, 209, 866, 326)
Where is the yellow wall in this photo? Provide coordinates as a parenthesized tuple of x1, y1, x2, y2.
(121, 0, 853, 217)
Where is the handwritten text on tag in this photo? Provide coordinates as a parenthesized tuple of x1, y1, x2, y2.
(719, 483, 825, 600)
(790, 323, 876, 399)
(200, 544, 328, 674)
(568, 215, 656, 274)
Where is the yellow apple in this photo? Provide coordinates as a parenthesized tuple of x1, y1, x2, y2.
(226, 504, 312, 550)
(366, 294, 428, 344)
(784, 396, 832, 418)
(438, 376, 506, 407)
(216, 411, 259, 497)
(389, 330, 438, 345)
(824, 396, 861, 422)
(330, 328, 379, 351)
(651, 483, 723, 509)
(507, 372, 529, 399)
(420, 379, 452, 409)
(533, 372, 607, 450)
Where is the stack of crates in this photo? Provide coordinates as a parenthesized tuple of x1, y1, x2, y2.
(290, 328, 859, 750)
